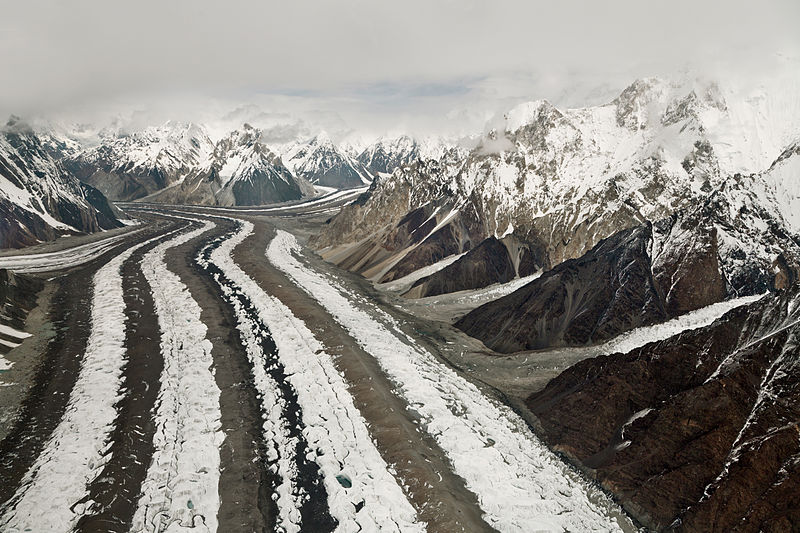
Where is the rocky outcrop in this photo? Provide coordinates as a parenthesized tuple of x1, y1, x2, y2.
(1, 118, 124, 249)
(651, 215, 728, 316)
(525, 285, 800, 532)
(455, 225, 669, 351)
(0, 269, 42, 335)
(404, 236, 517, 298)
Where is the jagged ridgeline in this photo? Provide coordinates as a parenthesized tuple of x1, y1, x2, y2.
(314, 77, 800, 317)
(0, 117, 124, 249)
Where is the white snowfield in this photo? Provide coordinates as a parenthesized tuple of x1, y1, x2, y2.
(0, 230, 140, 273)
(267, 230, 627, 533)
(0, 228, 182, 533)
(132, 219, 224, 533)
(205, 219, 423, 533)
(600, 293, 767, 356)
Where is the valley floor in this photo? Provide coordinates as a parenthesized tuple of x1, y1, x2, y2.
(0, 196, 636, 533)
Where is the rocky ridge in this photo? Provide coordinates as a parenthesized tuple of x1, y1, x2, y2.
(526, 283, 800, 532)
(315, 78, 800, 305)
(0, 118, 124, 249)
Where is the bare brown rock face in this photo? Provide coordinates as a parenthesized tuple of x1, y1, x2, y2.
(455, 224, 670, 352)
(651, 215, 728, 316)
(0, 269, 42, 334)
(526, 286, 800, 532)
(380, 207, 485, 283)
(404, 236, 516, 298)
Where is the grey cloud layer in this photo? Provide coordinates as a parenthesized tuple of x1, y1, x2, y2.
(2, 0, 797, 134)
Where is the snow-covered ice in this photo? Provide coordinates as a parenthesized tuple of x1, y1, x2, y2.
(0, 231, 140, 273)
(600, 293, 766, 356)
(203, 219, 424, 533)
(0, 229, 182, 533)
(131, 219, 223, 533)
(267, 229, 627, 533)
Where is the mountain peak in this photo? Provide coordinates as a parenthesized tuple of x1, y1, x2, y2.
(503, 100, 559, 132)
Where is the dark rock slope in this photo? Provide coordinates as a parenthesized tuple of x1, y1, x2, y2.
(525, 284, 800, 532)
(1, 118, 124, 249)
(455, 224, 670, 351)
(404, 236, 516, 298)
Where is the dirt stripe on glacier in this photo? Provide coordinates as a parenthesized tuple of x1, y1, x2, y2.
(201, 220, 416, 532)
(162, 216, 274, 533)
(0, 221, 176, 513)
(129, 217, 222, 532)
(231, 216, 495, 533)
(73, 216, 193, 533)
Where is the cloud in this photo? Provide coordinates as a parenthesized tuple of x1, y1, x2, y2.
(1, 0, 797, 136)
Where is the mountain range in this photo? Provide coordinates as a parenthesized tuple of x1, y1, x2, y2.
(1, 74, 798, 530)
(311, 76, 800, 530)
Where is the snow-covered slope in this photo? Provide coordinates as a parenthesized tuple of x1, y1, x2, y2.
(65, 121, 216, 201)
(0, 117, 124, 249)
(317, 77, 800, 299)
(283, 132, 373, 188)
(761, 140, 800, 234)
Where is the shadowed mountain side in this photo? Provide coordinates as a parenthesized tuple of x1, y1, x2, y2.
(455, 225, 672, 352)
(525, 285, 800, 532)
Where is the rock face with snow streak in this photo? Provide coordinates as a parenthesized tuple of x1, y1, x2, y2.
(0, 118, 124, 249)
(456, 224, 670, 351)
(316, 77, 800, 302)
(311, 148, 471, 279)
(283, 132, 373, 188)
(64, 121, 216, 201)
(526, 284, 800, 532)
(404, 235, 519, 299)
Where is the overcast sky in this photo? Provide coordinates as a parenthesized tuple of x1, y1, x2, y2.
(2, 0, 798, 138)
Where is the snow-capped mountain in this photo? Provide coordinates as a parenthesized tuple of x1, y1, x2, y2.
(316, 77, 800, 302)
(760, 140, 800, 234)
(357, 135, 421, 176)
(148, 124, 312, 206)
(283, 132, 373, 188)
(64, 121, 216, 201)
(0, 117, 124, 249)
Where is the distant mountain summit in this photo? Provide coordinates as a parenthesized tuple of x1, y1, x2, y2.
(64, 121, 215, 201)
(357, 135, 420, 176)
(145, 124, 312, 206)
(283, 132, 373, 188)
